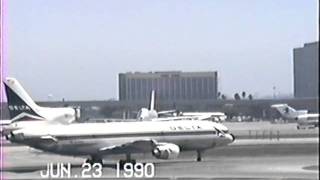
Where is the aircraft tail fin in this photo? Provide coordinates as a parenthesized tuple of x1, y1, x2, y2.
(148, 90, 156, 111)
(271, 104, 296, 115)
(3, 78, 44, 121)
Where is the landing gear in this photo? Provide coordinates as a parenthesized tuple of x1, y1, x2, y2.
(119, 159, 136, 167)
(85, 156, 103, 165)
(196, 150, 203, 162)
(118, 154, 136, 169)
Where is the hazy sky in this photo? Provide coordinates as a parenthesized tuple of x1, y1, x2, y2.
(4, 0, 318, 101)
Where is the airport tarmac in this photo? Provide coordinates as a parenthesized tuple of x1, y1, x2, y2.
(225, 122, 319, 139)
(1, 138, 318, 179)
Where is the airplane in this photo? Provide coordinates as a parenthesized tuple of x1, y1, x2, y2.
(1, 77, 80, 135)
(180, 112, 227, 122)
(271, 104, 319, 129)
(136, 90, 177, 121)
(137, 90, 227, 122)
(7, 119, 235, 166)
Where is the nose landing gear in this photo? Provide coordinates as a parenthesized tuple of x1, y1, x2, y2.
(118, 154, 136, 169)
(85, 156, 103, 165)
(196, 150, 203, 162)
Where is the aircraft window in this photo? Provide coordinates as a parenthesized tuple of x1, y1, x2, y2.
(222, 130, 229, 133)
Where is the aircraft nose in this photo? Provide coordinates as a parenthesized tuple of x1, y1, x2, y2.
(224, 133, 235, 143)
(230, 134, 236, 142)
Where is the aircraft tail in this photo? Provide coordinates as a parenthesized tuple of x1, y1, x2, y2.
(271, 104, 296, 116)
(3, 77, 44, 121)
(148, 90, 156, 111)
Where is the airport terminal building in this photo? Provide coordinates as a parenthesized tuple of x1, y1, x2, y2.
(293, 41, 319, 98)
(119, 71, 218, 101)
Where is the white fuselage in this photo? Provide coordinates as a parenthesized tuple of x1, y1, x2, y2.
(10, 120, 234, 157)
(296, 114, 319, 128)
(182, 112, 227, 122)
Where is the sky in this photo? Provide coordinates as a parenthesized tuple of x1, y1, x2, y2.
(3, 0, 318, 101)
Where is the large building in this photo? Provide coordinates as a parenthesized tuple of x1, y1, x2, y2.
(293, 42, 319, 98)
(119, 71, 218, 101)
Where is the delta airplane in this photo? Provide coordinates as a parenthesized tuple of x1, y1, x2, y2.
(271, 104, 319, 129)
(8, 119, 235, 165)
(1, 78, 80, 135)
(137, 90, 227, 122)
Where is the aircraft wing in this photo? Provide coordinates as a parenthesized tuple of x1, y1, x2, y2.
(10, 134, 58, 146)
(151, 114, 212, 121)
(157, 110, 177, 116)
(151, 116, 198, 121)
(196, 114, 213, 120)
(98, 139, 158, 155)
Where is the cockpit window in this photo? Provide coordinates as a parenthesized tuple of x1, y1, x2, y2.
(214, 126, 229, 134)
(222, 130, 229, 133)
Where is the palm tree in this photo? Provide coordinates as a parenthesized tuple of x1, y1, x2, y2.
(241, 91, 246, 99)
(234, 93, 241, 100)
(221, 94, 227, 100)
(217, 92, 221, 99)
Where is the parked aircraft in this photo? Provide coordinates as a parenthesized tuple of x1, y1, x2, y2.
(137, 90, 226, 122)
(136, 90, 176, 121)
(271, 104, 319, 129)
(181, 112, 227, 122)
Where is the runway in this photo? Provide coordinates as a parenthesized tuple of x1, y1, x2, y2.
(1, 138, 318, 179)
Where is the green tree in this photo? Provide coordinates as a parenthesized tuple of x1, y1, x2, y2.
(221, 94, 227, 100)
(234, 93, 241, 100)
(241, 91, 246, 99)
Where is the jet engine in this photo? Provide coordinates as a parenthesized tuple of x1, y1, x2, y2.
(152, 143, 180, 159)
(8, 131, 25, 142)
